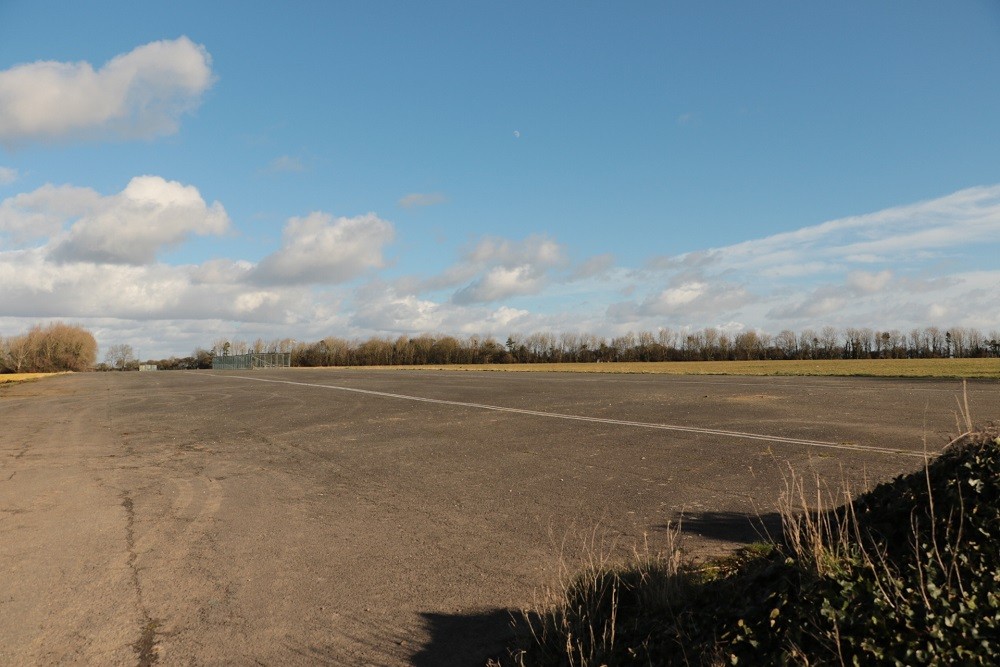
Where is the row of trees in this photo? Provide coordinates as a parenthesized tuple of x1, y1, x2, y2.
(209, 325, 1000, 368)
(5, 323, 996, 374)
(96, 344, 214, 371)
(0, 323, 98, 373)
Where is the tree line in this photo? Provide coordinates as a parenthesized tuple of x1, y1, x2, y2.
(0, 323, 98, 373)
(5, 323, 996, 374)
(210, 325, 1000, 368)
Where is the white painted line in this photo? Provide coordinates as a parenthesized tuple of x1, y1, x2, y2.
(207, 374, 928, 459)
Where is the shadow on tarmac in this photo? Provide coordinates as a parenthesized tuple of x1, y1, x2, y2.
(663, 510, 785, 545)
(412, 609, 516, 666)
(412, 513, 785, 664)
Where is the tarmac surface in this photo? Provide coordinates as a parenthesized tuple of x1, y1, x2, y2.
(2, 369, 997, 665)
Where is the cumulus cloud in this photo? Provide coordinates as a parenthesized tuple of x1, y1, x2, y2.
(37, 176, 229, 264)
(453, 265, 549, 304)
(0, 177, 391, 334)
(0, 246, 309, 323)
(3, 178, 1000, 358)
(0, 166, 18, 185)
(251, 212, 395, 286)
(398, 192, 447, 208)
(638, 280, 753, 318)
(448, 235, 567, 304)
(351, 283, 443, 332)
(0, 36, 213, 145)
(0, 184, 103, 245)
(350, 280, 536, 336)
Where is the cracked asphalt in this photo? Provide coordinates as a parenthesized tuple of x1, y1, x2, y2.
(1, 369, 997, 665)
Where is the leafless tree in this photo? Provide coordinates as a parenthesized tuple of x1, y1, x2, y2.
(105, 343, 136, 371)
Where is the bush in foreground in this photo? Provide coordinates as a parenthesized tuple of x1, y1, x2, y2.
(1, 322, 97, 373)
(504, 425, 1000, 666)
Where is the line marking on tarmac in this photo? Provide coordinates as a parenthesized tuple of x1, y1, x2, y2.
(208, 374, 928, 459)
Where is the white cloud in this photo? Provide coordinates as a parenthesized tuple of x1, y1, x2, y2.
(453, 265, 548, 304)
(466, 235, 564, 267)
(767, 295, 849, 320)
(846, 269, 893, 294)
(251, 212, 394, 286)
(398, 192, 447, 208)
(0, 37, 213, 145)
(645, 282, 706, 310)
(707, 185, 1000, 274)
(351, 284, 443, 332)
(189, 258, 254, 285)
(600, 185, 1000, 333)
(37, 176, 230, 264)
(350, 280, 537, 336)
(3, 179, 1000, 358)
(0, 184, 103, 245)
(0, 247, 310, 323)
(637, 280, 753, 318)
(0, 166, 18, 185)
(445, 235, 568, 304)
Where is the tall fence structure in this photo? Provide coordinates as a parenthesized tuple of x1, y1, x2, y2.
(212, 352, 292, 370)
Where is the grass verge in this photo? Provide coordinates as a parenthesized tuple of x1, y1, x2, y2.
(0, 372, 61, 385)
(500, 422, 1000, 665)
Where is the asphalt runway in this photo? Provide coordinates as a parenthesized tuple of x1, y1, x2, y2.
(2, 369, 997, 665)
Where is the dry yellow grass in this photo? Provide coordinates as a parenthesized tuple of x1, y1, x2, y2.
(0, 372, 63, 384)
(326, 358, 1000, 379)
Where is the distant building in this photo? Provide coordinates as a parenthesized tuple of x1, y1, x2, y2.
(138, 364, 159, 371)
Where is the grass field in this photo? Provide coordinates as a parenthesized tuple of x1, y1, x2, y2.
(0, 373, 61, 385)
(343, 358, 1000, 379)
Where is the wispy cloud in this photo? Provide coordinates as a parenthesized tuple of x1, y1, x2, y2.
(398, 192, 447, 209)
(610, 185, 1000, 333)
(703, 185, 1000, 273)
(0, 166, 18, 185)
(569, 253, 616, 281)
(264, 155, 306, 173)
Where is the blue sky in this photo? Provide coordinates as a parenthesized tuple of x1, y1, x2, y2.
(1, 2, 999, 357)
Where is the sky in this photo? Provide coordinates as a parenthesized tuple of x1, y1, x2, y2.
(1, 1, 999, 359)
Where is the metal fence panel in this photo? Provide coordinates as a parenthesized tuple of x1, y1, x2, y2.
(212, 352, 291, 370)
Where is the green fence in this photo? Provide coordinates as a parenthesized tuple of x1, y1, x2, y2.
(211, 352, 291, 370)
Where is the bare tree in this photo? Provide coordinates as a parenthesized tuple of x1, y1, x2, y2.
(105, 344, 136, 371)
(2, 335, 31, 372)
(775, 330, 798, 359)
(819, 326, 839, 359)
(734, 330, 762, 360)
(702, 327, 720, 360)
(2, 323, 97, 372)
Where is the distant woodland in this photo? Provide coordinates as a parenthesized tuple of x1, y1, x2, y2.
(4, 324, 998, 374)
(209, 325, 1000, 368)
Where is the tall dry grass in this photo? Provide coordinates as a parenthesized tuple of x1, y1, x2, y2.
(500, 387, 1000, 665)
